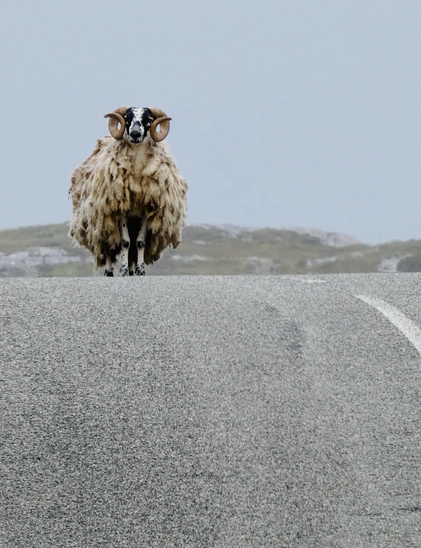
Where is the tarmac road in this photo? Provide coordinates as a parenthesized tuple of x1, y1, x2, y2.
(1, 274, 421, 547)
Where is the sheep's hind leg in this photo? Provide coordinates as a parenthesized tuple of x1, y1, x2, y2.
(135, 219, 147, 276)
(119, 216, 130, 276)
(104, 256, 114, 277)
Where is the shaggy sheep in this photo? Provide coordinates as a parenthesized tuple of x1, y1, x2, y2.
(68, 106, 187, 276)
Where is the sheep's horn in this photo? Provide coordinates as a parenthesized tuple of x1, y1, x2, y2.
(104, 106, 130, 140)
(149, 107, 171, 142)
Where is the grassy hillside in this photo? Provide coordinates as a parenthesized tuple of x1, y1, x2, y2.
(1, 222, 421, 277)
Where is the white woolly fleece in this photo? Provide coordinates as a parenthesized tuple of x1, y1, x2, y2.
(69, 137, 187, 267)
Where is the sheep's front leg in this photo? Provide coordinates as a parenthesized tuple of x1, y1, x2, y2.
(104, 256, 114, 277)
(135, 219, 147, 276)
(119, 216, 130, 276)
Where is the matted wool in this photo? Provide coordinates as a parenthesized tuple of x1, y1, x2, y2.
(69, 136, 187, 267)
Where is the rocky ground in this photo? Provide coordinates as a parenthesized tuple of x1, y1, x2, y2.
(0, 222, 420, 277)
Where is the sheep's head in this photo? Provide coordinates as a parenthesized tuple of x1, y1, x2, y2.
(104, 106, 171, 144)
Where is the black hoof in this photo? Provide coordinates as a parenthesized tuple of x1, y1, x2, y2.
(104, 269, 114, 277)
(135, 265, 146, 276)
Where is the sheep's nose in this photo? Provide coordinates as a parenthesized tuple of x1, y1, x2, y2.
(131, 128, 141, 139)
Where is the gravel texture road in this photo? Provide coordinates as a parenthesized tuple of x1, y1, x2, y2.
(1, 274, 421, 547)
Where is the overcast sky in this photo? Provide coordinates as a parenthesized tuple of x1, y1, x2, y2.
(0, 0, 419, 243)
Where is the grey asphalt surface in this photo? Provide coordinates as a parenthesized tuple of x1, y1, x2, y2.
(1, 274, 421, 547)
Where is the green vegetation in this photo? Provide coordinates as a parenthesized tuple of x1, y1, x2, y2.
(1, 222, 421, 277)
(0, 223, 87, 258)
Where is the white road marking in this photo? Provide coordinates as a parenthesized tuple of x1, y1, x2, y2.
(357, 295, 421, 356)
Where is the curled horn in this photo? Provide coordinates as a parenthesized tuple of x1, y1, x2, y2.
(149, 107, 171, 142)
(104, 106, 130, 140)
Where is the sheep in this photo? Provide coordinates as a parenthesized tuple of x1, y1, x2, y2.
(68, 106, 187, 276)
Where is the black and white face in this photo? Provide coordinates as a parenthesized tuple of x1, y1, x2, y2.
(123, 107, 154, 144)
